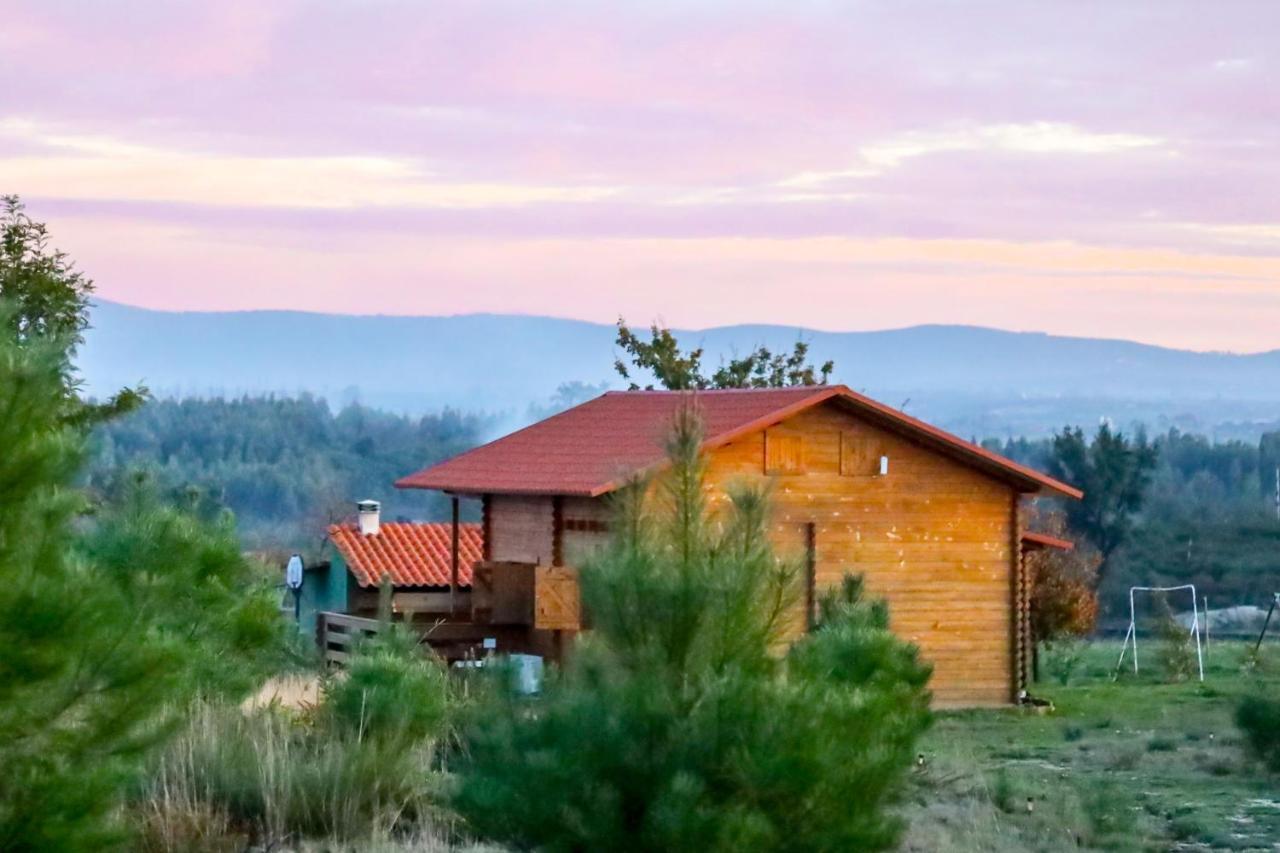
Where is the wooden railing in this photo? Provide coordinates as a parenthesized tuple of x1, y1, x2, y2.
(316, 610, 534, 665)
(347, 589, 472, 615)
(316, 611, 382, 665)
(317, 563, 581, 666)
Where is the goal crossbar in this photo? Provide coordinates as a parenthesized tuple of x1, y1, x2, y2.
(1115, 585, 1205, 682)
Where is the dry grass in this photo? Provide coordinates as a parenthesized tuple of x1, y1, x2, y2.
(242, 674, 323, 712)
(131, 701, 454, 851)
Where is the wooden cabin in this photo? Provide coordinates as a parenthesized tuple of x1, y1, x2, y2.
(298, 506, 483, 643)
(396, 386, 1081, 707)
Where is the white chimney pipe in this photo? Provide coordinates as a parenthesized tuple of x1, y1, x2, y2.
(357, 499, 381, 536)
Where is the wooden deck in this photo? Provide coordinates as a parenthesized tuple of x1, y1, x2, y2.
(316, 608, 546, 666)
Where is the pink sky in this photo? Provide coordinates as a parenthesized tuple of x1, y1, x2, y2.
(2, 1, 1278, 351)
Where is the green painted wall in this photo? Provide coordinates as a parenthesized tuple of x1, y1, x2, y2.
(297, 550, 353, 637)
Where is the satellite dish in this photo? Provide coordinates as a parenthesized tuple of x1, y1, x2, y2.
(285, 554, 304, 590)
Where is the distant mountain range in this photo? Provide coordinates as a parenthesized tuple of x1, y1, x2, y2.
(80, 300, 1280, 440)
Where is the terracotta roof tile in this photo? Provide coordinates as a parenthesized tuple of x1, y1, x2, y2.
(396, 386, 1081, 499)
(328, 522, 484, 588)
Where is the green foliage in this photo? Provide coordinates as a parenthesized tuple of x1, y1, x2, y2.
(1046, 423, 1158, 572)
(77, 473, 283, 697)
(455, 407, 929, 852)
(86, 395, 491, 553)
(581, 405, 797, 678)
(1236, 693, 1280, 772)
(0, 194, 144, 426)
(137, 623, 457, 847)
(323, 626, 452, 744)
(1044, 639, 1085, 686)
(905, 641, 1280, 851)
(525, 380, 612, 421)
(0, 320, 280, 851)
(995, 427, 1280, 615)
(1, 195, 91, 343)
(1155, 603, 1197, 683)
(614, 318, 833, 390)
(135, 701, 443, 847)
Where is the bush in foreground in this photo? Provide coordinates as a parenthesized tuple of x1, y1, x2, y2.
(135, 701, 445, 850)
(324, 624, 453, 744)
(1236, 693, 1280, 773)
(135, 628, 457, 850)
(454, 406, 931, 852)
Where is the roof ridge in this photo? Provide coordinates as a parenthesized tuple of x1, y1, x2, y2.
(604, 385, 837, 396)
(396, 383, 1081, 500)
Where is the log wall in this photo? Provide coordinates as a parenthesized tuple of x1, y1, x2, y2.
(702, 402, 1019, 707)
(480, 399, 1023, 706)
(488, 495, 554, 565)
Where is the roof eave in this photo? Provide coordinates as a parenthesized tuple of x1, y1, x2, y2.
(394, 384, 1083, 501)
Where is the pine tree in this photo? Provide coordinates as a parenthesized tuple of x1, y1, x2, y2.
(455, 405, 931, 852)
(0, 195, 145, 426)
(0, 320, 279, 850)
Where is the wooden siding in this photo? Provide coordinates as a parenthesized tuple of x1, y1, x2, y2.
(562, 496, 612, 568)
(479, 399, 1023, 707)
(489, 495, 554, 564)
(704, 402, 1018, 708)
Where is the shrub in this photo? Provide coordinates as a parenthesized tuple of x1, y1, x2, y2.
(1235, 693, 1280, 772)
(323, 625, 452, 744)
(990, 770, 1017, 814)
(454, 406, 932, 852)
(134, 701, 443, 847)
(1045, 639, 1085, 686)
(1024, 509, 1099, 682)
(1154, 603, 1196, 683)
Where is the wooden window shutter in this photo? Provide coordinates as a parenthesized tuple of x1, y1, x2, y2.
(764, 430, 804, 474)
(840, 431, 876, 476)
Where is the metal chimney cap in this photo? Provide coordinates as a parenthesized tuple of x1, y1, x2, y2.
(356, 499, 381, 511)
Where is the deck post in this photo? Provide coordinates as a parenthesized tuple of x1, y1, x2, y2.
(805, 522, 817, 631)
(450, 496, 460, 613)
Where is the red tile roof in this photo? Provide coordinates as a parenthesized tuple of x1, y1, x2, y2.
(396, 386, 1082, 500)
(328, 521, 484, 588)
(1021, 531, 1076, 552)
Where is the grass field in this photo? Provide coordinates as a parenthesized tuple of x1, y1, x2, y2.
(901, 640, 1280, 852)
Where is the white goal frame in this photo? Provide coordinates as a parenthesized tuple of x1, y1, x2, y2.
(1115, 585, 1204, 682)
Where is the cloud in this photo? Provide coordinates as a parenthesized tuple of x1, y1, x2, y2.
(0, 120, 621, 209)
(2, 1, 1279, 348)
(859, 122, 1165, 169)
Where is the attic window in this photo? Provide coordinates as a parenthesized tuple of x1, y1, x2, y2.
(839, 431, 878, 476)
(764, 430, 804, 474)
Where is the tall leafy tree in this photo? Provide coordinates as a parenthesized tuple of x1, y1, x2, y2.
(1047, 423, 1157, 576)
(615, 318, 834, 390)
(1, 195, 145, 425)
(455, 407, 930, 851)
(1024, 512, 1101, 681)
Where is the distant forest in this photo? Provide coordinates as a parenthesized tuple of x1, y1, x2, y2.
(85, 396, 495, 556)
(87, 395, 1280, 616)
(992, 431, 1280, 619)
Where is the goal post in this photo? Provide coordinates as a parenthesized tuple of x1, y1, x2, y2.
(1114, 585, 1204, 682)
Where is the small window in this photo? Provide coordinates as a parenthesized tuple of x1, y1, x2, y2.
(765, 431, 804, 474)
(840, 431, 877, 476)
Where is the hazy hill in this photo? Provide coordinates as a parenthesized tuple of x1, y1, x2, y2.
(81, 300, 1280, 439)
